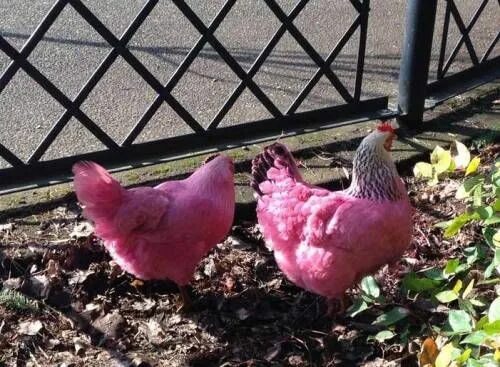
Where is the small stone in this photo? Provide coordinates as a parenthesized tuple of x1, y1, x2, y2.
(145, 319, 166, 346)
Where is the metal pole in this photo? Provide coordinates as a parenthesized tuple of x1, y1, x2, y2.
(397, 0, 438, 126)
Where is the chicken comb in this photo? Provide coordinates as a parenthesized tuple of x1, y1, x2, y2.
(376, 120, 396, 133)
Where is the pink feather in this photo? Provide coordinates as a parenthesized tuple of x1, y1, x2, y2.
(251, 138, 412, 300)
(72, 156, 235, 286)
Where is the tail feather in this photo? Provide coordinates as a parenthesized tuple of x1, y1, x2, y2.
(72, 161, 124, 223)
(250, 143, 302, 195)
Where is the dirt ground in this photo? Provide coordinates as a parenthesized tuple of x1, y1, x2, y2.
(0, 143, 498, 367)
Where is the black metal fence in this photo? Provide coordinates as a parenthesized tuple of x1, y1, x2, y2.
(398, 0, 499, 125)
(427, 0, 500, 106)
(0, 0, 498, 193)
(0, 0, 392, 193)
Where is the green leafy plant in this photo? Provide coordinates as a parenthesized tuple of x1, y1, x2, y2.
(438, 161, 500, 240)
(348, 276, 412, 345)
(346, 275, 386, 317)
(415, 157, 500, 366)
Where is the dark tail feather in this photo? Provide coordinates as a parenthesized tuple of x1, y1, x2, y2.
(250, 143, 302, 196)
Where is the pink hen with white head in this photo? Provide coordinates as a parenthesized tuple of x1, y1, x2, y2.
(251, 121, 412, 314)
(73, 154, 235, 309)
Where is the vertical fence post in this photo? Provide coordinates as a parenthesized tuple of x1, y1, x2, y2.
(397, 0, 438, 126)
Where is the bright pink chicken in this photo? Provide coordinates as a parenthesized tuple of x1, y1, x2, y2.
(251, 122, 412, 314)
(72, 154, 235, 309)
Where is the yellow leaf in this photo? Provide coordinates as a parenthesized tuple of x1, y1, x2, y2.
(435, 343, 455, 367)
(453, 279, 463, 294)
(448, 159, 456, 172)
(431, 145, 446, 164)
(433, 148, 453, 174)
(419, 337, 439, 367)
(465, 157, 480, 176)
(453, 141, 471, 170)
(462, 279, 474, 299)
(495, 348, 500, 362)
(493, 230, 500, 247)
(456, 348, 471, 364)
(414, 162, 434, 179)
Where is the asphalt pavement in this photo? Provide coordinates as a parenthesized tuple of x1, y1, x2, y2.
(0, 0, 498, 165)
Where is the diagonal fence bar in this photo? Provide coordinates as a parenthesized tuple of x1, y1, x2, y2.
(0, 36, 119, 150)
(0, 0, 401, 192)
(123, 0, 237, 145)
(481, 31, 500, 62)
(0, 0, 68, 95)
(441, 0, 484, 76)
(171, 0, 282, 119)
(207, 0, 309, 130)
(287, 15, 362, 114)
(29, 0, 160, 163)
(264, 0, 354, 104)
(399, 0, 499, 124)
(0, 143, 24, 167)
(68, 0, 204, 134)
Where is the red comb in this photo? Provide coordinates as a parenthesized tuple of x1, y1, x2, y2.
(376, 120, 395, 133)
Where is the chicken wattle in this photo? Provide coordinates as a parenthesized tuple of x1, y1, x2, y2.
(251, 121, 412, 313)
(72, 154, 235, 309)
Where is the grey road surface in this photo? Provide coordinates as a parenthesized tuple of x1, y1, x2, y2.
(0, 0, 498, 166)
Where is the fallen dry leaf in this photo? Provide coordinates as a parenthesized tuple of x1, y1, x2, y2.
(419, 337, 439, 367)
(0, 223, 14, 232)
(132, 298, 156, 312)
(46, 259, 61, 278)
(70, 222, 94, 239)
(18, 320, 43, 335)
(145, 319, 166, 346)
(92, 311, 126, 339)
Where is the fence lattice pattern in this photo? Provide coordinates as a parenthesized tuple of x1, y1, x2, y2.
(436, 0, 499, 80)
(0, 0, 375, 187)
